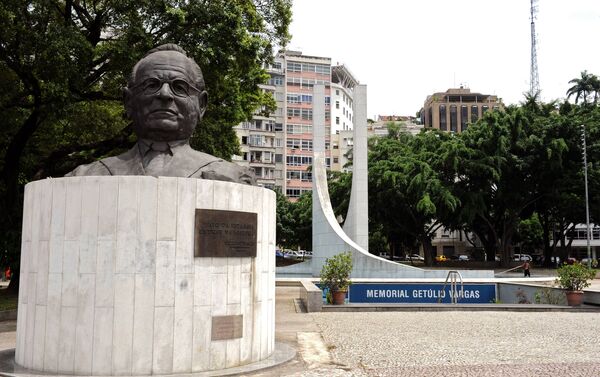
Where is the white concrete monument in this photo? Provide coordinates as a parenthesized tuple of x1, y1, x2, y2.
(16, 177, 275, 375)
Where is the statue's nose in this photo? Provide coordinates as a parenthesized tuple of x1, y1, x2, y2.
(156, 82, 174, 99)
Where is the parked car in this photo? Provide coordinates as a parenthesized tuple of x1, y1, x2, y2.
(435, 255, 448, 262)
(513, 254, 532, 262)
(284, 250, 304, 260)
(275, 249, 284, 258)
(458, 255, 470, 261)
(404, 254, 424, 261)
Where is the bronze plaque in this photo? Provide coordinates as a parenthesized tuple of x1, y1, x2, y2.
(195, 209, 257, 258)
(211, 315, 243, 341)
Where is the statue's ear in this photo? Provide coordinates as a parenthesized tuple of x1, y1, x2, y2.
(197, 90, 208, 119)
(123, 87, 133, 118)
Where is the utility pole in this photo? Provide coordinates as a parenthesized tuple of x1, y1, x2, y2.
(581, 125, 592, 268)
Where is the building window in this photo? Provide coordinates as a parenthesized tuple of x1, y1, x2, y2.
(471, 105, 479, 123)
(286, 155, 313, 166)
(275, 154, 282, 163)
(274, 123, 283, 131)
(461, 105, 468, 132)
(287, 62, 301, 72)
(450, 105, 457, 132)
(439, 105, 447, 131)
(482, 105, 489, 114)
(336, 117, 340, 125)
(275, 138, 283, 147)
(335, 101, 340, 109)
(428, 107, 433, 127)
(333, 157, 339, 164)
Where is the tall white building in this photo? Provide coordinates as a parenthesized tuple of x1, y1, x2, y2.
(234, 51, 359, 199)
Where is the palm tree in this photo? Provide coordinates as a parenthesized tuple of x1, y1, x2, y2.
(566, 71, 598, 105)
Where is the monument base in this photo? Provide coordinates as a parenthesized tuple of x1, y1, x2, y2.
(16, 177, 275, 375)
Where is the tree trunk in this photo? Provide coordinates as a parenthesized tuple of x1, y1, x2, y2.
(421, 236, 434, 266)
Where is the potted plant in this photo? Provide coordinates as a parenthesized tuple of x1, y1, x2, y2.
(556, 263, 597, 306)
(319, 251, 353, 305)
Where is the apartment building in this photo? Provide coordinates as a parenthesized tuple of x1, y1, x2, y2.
(422, 87, 502, 132)
(234, 50, 359, 200)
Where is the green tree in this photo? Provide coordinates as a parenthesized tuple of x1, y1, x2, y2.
(0, 0, 292, 289)
(369, 130, 459, 265)
(566, 70, 600, 105)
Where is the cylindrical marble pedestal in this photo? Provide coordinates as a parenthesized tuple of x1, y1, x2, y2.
(16, 176, 275, 375)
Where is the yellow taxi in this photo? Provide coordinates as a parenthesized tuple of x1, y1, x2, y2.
(435, 255, 448, 262)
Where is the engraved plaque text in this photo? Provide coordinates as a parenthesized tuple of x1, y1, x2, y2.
(211, 315, 243, 341)
(195, 209, 257, 257)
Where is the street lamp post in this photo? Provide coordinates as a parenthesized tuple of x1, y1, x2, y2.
(581, 124, 592, 268)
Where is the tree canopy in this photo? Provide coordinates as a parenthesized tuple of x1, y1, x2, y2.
(0, 0, 292, 287)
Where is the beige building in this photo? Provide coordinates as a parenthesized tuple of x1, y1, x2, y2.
(422, 87, 502, 132)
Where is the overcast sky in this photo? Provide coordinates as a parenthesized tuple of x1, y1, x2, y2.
(288, 0, 600, 118)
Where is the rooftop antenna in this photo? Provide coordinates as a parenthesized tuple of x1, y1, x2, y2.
(529, 0, 540, 96)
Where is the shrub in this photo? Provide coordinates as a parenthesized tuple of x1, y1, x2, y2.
(556, 263, 596, 291)
(319, 251, 353, 293)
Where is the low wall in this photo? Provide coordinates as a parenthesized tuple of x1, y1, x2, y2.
(299, 279, 322, 313)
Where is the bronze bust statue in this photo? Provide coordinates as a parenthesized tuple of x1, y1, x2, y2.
(66, 44, 255, 185)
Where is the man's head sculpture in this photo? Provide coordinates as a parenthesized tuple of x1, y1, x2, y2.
(65, 44, 255, 185)
(125, 44, 208, 142)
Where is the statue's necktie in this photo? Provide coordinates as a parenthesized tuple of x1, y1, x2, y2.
(143, 142, 173, 176)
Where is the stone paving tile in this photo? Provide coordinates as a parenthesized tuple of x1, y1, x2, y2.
(312, 311, 600, 377)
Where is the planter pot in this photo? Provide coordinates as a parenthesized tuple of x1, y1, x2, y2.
(565, 290, 584, 306)
(332, 290, 347, 305)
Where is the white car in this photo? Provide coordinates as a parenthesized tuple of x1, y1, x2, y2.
(405, 254, 424, 261)
(458, 255, 470, 261)
(513, 254, 532, 262)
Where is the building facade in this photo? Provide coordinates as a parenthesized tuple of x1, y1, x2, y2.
(422, 87, 502, 132)
(234, 51, 359, 200)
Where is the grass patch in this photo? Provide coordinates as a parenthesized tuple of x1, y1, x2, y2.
(0, 288, 18, 311)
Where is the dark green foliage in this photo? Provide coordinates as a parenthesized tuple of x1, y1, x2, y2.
(0, 0, 292, 289)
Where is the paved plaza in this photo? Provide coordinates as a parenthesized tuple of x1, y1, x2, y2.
(0, 284, 599, 376)
(257, 286, 600, 377)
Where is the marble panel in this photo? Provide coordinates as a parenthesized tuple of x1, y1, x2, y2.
(95, 240, 114, 307)
(227, 261, 241, 305)
(61, 240, 79, 307)
(132, 274, 155, 375)
(155, 240, 175, 306)
(225, 303, 241, 368)
(157, 178, 178, 240)
(64, 178, 82, 240)
(173, 273, 194, 373)
(15, 302, 27, 365)
(137, 178, 157, 274)
(35, 241, 49, 305)
(212, 181, 230, 210)
(25, 272, 37, 365)
(38, 181, 53, 241)
(116, 177, 138, 273)
(211, 273, 227, 316)
(58, 306, 77, 373)
(43, 273, 62, 372)
(74, 274, 95, 375)
(32, 305, 46, 370)
(176, 178, 195, 274)
(192, 306, 211, 371)
(97, 178, 118, 241)
(152, 307, 174, 374)
(92, 307, 113, 375)
(193, 258, 212, 307)
(112, 274, 135, 375)
(196, 180, 214, 209)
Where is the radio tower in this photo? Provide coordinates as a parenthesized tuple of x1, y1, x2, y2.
(529, 0, 540, 95)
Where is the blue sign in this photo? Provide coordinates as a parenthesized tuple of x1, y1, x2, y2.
(348, 283, 496, 304)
